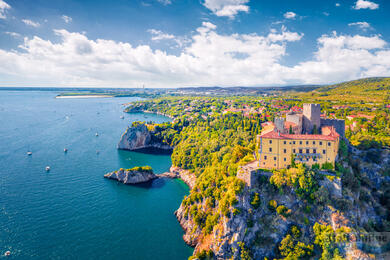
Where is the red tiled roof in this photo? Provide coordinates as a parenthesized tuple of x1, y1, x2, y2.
(259, 129, 339, 141)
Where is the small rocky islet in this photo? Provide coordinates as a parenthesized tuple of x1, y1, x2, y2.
(104, 166, 157, 184)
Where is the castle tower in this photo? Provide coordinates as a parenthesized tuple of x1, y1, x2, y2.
(303, 104, 321, 134)
(274, 117, 285, 133)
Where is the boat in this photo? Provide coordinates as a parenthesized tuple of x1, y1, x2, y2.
(27, 151, 32, 155)
(64, 148, 68, 153)
(95, 133, 99, 136)
(4, 251, 10, 256)
(96, 150, 100, 154)
(120, 115, 124, 119)
(45, 166, 50, 171)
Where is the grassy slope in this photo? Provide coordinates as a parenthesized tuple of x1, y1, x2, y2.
(296, 77, 390, 103)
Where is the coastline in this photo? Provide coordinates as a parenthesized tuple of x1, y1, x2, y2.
(56, 95, 113, 99)
(125, 107, 174, 119)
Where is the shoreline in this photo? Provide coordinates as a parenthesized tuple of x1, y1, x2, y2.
(56, 95, 113, 99)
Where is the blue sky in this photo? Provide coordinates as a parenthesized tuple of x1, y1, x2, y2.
(0, 0, 389, 88)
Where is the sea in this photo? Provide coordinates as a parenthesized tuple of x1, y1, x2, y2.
(0, 91, 193, 259)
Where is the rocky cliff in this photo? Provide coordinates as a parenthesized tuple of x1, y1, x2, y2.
(117, 123, 173, 151)
(104, 168, 157, 184)
(174, 147, 390, 259)
(169, 166, 197, 190)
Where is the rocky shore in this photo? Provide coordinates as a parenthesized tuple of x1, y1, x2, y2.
(161, 166, 196, 190)
(124, 107, 174, 119)
(117, 123, 173, 151)
(104, 168, 157, 184)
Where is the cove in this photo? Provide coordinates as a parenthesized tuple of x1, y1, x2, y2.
(0, 91, 193, 259)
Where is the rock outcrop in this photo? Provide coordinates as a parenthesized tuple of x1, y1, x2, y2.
(117, 123, 173, 151)
(104, 168, 157, 184)
(169, 166, 196, 190)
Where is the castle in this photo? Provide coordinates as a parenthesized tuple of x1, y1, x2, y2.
(258, 104, 345, 169)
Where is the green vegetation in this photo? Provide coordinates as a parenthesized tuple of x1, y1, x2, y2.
(250, 193, 261, 209)
(122, 77, 390, 259)
(313, 223, 350, 260)
(278, 226, 313, 259)
(127, 166, 153, 173)
(270, 164, 319, 201)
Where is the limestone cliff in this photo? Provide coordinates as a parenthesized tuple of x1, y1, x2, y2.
(117, 123, 173, 151)
(104, 168, 157, 184)
(175, 147, 390, 259)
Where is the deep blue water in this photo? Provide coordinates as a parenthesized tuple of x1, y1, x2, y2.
(0, 91, 193, 259)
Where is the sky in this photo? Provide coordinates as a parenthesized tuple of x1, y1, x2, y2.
(0, 0, 389, 88)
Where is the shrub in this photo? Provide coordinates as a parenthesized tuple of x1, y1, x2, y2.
(250, 193, 261, 209)
(278, 227, 313, 259)
(268, 200, 278, 211)
(321, 162, 334, 170)
(128, 165, 153, 173)
(276, 205, 290, 217)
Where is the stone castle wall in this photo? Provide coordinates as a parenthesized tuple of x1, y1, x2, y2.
(321, 118, 345, 138)
(286, 113, 302, 133)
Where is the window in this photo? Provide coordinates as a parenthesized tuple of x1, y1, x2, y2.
(306, 149, 310, 153)
(299, 149, 302, 153)
(306, 141, 309, 145)
(270, 140, 272, 144)
(323, 150, 326, 154)
(328, 142, 331, 146)
(283, 141, 286, 145)
(313, 141, 315, 145)
(269, 148, 272, 152)
(300, 141, 302, 145)
(284, 158, 286, 162)
(274, 157, 277, 161)
(293, 141, 296, 144)
(319, 141, 322, 145)
(293, 149, 296, 153)
(313, 149, 317, 154)
(283, 149, 287, 153)
(264, 156, 267, 160)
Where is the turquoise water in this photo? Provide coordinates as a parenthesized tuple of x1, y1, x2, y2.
(0, 91, 193, 259)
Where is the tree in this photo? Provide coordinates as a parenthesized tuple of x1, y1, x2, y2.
(250, 193, 261, 209)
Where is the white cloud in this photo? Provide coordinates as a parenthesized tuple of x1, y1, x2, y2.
(203, 0, 250, 18)
(0, 0, 10, 19)
(62, 15, 72, 23)
(353, 0, 379, 10)
(289, 32, 389, 84)
(157, 0, 171, 5)
(0, 25, 388, 88)
(22, 19, 40, 27)
(4, 31, 21, 38)
(148, 29, 175, 41)
(284, 11, 296, 19)
(348, 21, 371, 30)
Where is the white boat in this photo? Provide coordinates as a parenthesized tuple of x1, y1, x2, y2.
(120, 115, 124, 119)
(45, 166, 50, 171)
(95, 133, 99, 136)
(4, 251, 10, 256)
(27, 151, 32, 155)
(64, 148, 68, 152)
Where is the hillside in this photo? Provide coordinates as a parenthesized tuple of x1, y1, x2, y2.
(298, 77, 390, 103)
